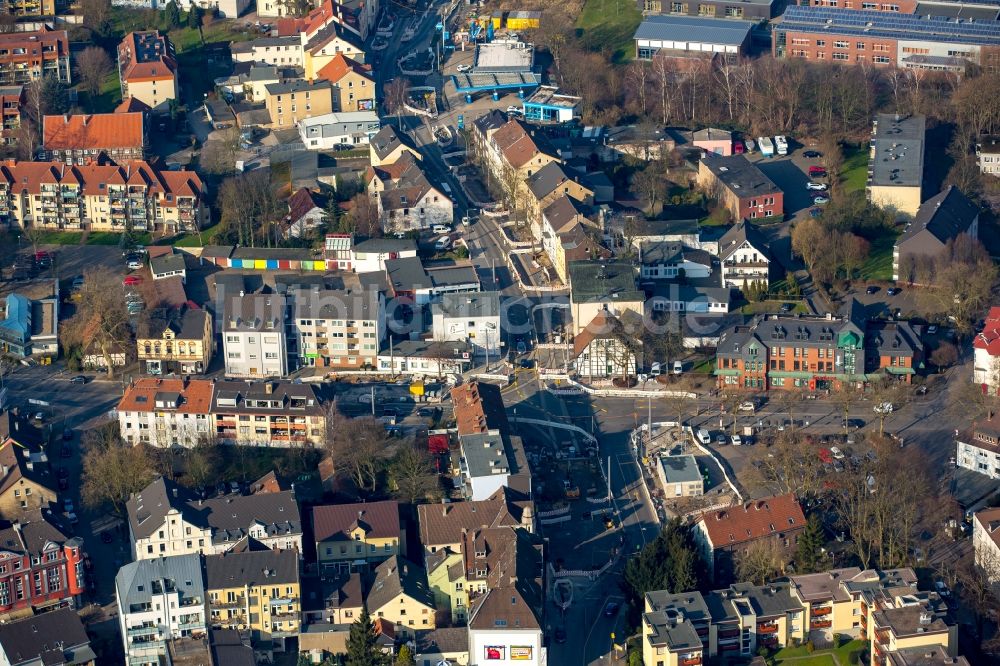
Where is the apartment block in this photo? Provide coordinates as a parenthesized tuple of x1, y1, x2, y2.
(125, 477, 303, 561)
(292, 288, 384, 370)
(0, 29, 70, 86)
(0, 608, 94, 666)
(42, 112, 146, 165)
(697, 154, 783, 222)
(136, 308, 213, 375)
(642, 567, 957, 665)
(718, 221, 775, 290)
(313, 500, 400, 570)
(205, 548, 301, 649)
(0, 86, 24, 144)
(0, 0, 66, 17)
(115, 554, 208, 665)
(0, 159, 207, 234)
(117, 31, 178, 111)
(955, 417, 1000, 481)
(868, 114, 924, 217)
(431, 292, 501, 359)
(264, 79, 335, 129)
(222, 293, 289, 378)
(715, 301, 922, 392)
(974, 306, 1000, 394)
(116, 377, 326, 449)
(973, 507, 1000, 584)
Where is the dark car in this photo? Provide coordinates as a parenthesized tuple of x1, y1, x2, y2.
(60, 446, 71, 458)
(554, 628, 567, 644)
(604, 602, 620, 617)
(61, 428, 73, 441)
(780, 302, 794, 312)
(809, 207, 823, 218)
(887, 287, 901, 296)
(520, 359, 535, 369)
(417, 407, 437, 418)
(58, 477, 68, 491)
(101, 531, 114, 544)
(866, 286, 879, 295)
(70, 375, 87, 384)
(803, 150, 823, 158)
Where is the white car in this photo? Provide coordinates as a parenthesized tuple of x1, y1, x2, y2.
(737, 401, 756, 413)
(506, 105, 521, 114)
(434, 237, 452, 251)
(806, 182, 828, 191)
(456, 64, 472, 72)
(696, 428, 711, 445)
(431, 224, 451, 235)
(731, 434, 742, 446)
(830, 446, 845, 460)
(873, 402, 894, 415)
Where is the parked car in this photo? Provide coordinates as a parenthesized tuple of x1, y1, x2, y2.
(744, 139, 755, 153)
(431, 224, 451, 235)
(809, 207, 823, 218)
(715, 434, 726, 445)
(813, 195, 830, 205)
(71, 275, 84, 290)
(69, 375, 87, 384)
(123, 275, 143, 286)
(738, 401, 756, 413)
(731, 434, 742, 446)
(874, 402, 894, 414)
(887, 287, 901, 296)
(672, 360, 683, 374)
(781, 302, 794, 312)
(806, 181, 827, 191)
(696, 429, 711, 445)
(126, 258, 143, 270)
(650, 362, 662, 376)
(830, 446, 845, 460)
(434, 237, 452, 251)
(456, 63, 472, 72)
(603, 602, 620, 617)
(866, 285, 879, 294)
(506, 105, 521, 114)
(927, 325, 938, 334)
(808, 166, 828, 177)
(803, 150, 823, 158)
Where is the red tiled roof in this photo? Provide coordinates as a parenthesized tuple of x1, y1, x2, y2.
(0, 160, 202, 205)
(315, 53, 372, 85)
(43, 113, 144, 152)
(696, 493, 806, 549)
(491, 119, 552, 170)
(115, 97, 152, 114)
(573, 309, 611, 358)
(974, 306, 1000, 356)
(312, 500, 400, 543)
(116, 378, 215, 414)
(451, 381, 510, 437)
(118, 31, 177, 83)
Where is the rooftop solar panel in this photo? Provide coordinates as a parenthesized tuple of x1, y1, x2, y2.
(779, 5, 1000, 41)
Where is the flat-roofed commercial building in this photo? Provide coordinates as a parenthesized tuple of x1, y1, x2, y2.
(867, 114, 925, 217)
(633, 15, 753, 63)
(639, 0, 782, 21)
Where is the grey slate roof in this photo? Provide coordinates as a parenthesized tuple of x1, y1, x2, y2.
(416, 627, 469, 655)
(385, 339, 472, 359)
(204, 548, 299, 589)
(116, 553, 205, 610)
(222, 293, 286, 332)
(639, 241, 713, 267)
(139, 308, 209, 341)
(211, 380, 323, 417)
(385, 256, 429, 291)
(461, 431, 511, 478)
(718, 221, 772, 262)
(567, 261, 644, 303)
(366, 555, 435, 612)
(126, 477, 302, 545)
(0, 608, 93, 666)
(527, 162, 573, 200)
(264, 79, 332, 96)
(353, 237, 417, 254)
(659, 454, 702, 484)
(369, 125, 415, 162)
(542, 194, 584, 233)
(898, 185, 979, 247)
(291, 288, 381, 322)
(634, 15, 752, 46)
(701, 154, 781, 199)
(870, 113, 925, 188)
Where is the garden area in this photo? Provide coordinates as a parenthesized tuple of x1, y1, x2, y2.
(772, 639, 867, 666)
(576, 0, 643, 63)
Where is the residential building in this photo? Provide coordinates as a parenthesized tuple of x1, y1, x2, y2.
(42, 112, 146, 165)
(540, 194, 610, 284)
(351, 237, 417, 273)
(697, 154, 783, 222)
(312, 500, 400, 571)
(466, 527, 545, 666)
(205, 547, 301, 649)
(887, 647, 970, 666)
(525, 162, 594, 230)
(273, 0, 378, 41)
(376, 340, 474, 377)
(369, 125, 421, 167)
(657, 454, 704, 498)
(125, 477, 303, 560)
(634, 15, 752, 62)
(567, 261, 645, 337)
(150, 253, 186, 283)
(956, 417, 1000, 481)
(602, 124, 677, 162)
(774, 5, 1000, 70)
(0, 86, 24, 145)
(366, 556, 436, 637)
(973, 507, 1000, 584)
(0, 160, 208, 234)
(316, 53, 376, 112)
(417, 488, 534, 561)
(416, 628, 470, 666)
(693, 127, 735, 156)
(0, 29, 71, 86)
(298, 110, 380, 150)
(210, 379, 325, 448)
(868, 113, 925, 217)
(481, 119, 560, 207)
(0, 412, 57, 519)
(0, 511, 87, 620)
(714, 301, 923, 391)
(382, 257, 480, 305)
(645, 280, 733, 315)
(222, 293, 289, 378)
(0, 608, 95, 666)
(615, 217, 702, 252)
(718, 221, 775, 290)
(974, 306, 1000, 393)
(431, 292, 501, 359)
(642, 0, 781, 21)
(116, 377, 215, 447)
(572, 309, 644, 379)
(367, 152, 454, 233)
(264, 79, 335, 129)
(692, 493, 806, 582)
(976, 138, 1000, 176)
(301, 571, 364, 626)
(116, 554, 207, 664)
(0, 290, 58, 359)
(893, 186, 979, 282)
(0, 0, 66, 17)
(117, 32, 178, 111)
(639, 241, 713, 281)
(292, 287, 384, 369)
(452, 381, 532, 500)
(324, 233, 353, 270)
(642, 567, 955, 664)
(426, 548, 468, 625)
(136, 308, 213, 375)
(284, 188, 328, 238)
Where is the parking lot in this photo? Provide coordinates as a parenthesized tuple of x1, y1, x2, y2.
(749, 145, 830, 220)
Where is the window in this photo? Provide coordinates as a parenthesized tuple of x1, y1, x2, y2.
(833, 41, 848, 49)
(833, 52, 849, 60)
(816, 39, 826, 47)
(874, 55, 890, 63)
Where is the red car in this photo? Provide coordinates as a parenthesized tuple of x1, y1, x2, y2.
(808, 166, 827, 177)
(123, 275, 143, 286)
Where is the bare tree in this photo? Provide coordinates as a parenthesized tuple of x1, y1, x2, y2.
(388, 444, 440, 504)
(63, 267, 132, 378)
(736, 539, 785, 586)
(77, 46, 113, 97)
(347, 192, 382, 237)
(81, 422, 156, 516)
(324, 404, 391, 495)
(382, 78, 410, 122)
(744, 431, 826, 497)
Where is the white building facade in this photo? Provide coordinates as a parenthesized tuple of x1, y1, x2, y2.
(222, 294, 289, 378)
(431, 293, 502, 359)
(298, 111, 381, 150)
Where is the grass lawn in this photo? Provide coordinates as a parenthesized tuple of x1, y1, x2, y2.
(169, 223, 225, 248)
(741, 301, 809, 315)
(85, 231, 151, 246)
(691, 358, 716, 374)
(776, 656, 836, 666)
(32, 230, 84, 245)
(858, 233, 898, 282)
(840, 144, 869, 194)
(576, 0, 643, 63)
(77, 70, 122, 114)
(774, 639, 867, 665)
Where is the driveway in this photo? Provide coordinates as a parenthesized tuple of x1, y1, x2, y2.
(754, 155, 817, 219)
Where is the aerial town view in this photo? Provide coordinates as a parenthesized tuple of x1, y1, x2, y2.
(3, 0, 1000, 663)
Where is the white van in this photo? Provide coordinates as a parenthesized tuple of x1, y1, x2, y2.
(435, 237, 452, 251)
(441, 182, 452, 195)
(432, 224, 451, 235)
(650, 362, 661, 376)
(673, 360, 683, 374)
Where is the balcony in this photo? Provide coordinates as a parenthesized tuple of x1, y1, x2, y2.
(211, 597, 246, 609)
(178, 620, 204, 630)
(681, 658, 702, 666)
(810, 619, 832, 629)
(757, 623, 779, 634)
(811, 606, 832, 617)
(127, 625, 159, 637)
